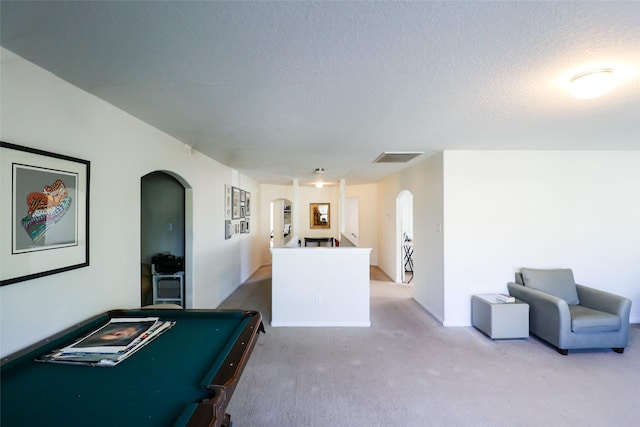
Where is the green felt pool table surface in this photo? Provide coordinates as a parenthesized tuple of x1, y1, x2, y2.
(0, 309, 262, 427)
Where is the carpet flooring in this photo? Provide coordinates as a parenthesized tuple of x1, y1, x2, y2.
(219, 266, 639, 427)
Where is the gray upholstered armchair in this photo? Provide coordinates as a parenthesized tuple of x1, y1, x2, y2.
(507, 268, 631, 355)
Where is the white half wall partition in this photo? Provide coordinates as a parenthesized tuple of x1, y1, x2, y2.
(271, 247, 372, 327)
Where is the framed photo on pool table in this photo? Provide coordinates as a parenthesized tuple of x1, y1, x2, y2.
(0, 142, 90, 286)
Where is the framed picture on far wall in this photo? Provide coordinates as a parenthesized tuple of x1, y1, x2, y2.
(231, 186, 241, 219)
(245, 192, 251, 217)
(240, 190, 246, 218)
(225, 185, 232, 220)
(1, 141, 90, 286)
(224, 220, 232, 240)
(310, 202, 330, 229)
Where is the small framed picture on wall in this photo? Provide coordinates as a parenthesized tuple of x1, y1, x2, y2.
(232, 187, 241, 219)
(225, 220, 232, 240)
(225, 185, 232, 220)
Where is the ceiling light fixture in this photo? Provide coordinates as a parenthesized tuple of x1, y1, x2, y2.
(569, 68, 616, 99)
(313, 168, 325, 188)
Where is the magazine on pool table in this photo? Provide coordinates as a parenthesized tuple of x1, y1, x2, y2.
(36, 317, 175, 367)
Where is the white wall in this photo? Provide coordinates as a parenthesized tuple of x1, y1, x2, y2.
(344, 197, 359, 245)
(377, 153, 445, 322)
(377, 150, 640, 327)
(0, 49, 262, 356)
(346, 183, 378, 265)
(271, 247, 372, 326)
(297, 185, 340, 240)
(443, 151, 640, 326)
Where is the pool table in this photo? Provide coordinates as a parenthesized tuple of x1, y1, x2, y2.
(1, 309, 263, 427)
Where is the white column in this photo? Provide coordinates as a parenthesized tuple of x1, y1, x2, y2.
(292, 178, 299, 234)
(339, 178, 346, 236)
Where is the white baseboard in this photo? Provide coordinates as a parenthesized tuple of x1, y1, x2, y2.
(271, 321, 371, 327)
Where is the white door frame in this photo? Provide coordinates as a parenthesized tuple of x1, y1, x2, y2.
(395, 190, 413, 283)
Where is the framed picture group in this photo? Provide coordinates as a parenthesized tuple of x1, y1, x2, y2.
(225, 184, 251, 239)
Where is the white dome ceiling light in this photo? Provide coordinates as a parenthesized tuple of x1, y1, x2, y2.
(314, 168, 325, 188)
(569, 68, 617, 99)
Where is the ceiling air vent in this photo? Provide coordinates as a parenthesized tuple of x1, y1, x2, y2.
(373, 152, 424, 163)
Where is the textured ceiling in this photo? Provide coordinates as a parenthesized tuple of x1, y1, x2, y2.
(1, 1, 639, 185)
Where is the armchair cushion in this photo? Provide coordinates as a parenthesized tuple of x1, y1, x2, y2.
(569, 305, 621, 333)
(521, 268, 580, 305)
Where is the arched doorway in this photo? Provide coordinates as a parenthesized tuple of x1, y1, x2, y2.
(140, 171, 192, 307)
(270, 198, 293, 247)
(395, 190, 414, 283)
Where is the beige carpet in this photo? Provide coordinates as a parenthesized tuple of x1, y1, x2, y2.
(219, 266, 639, 427)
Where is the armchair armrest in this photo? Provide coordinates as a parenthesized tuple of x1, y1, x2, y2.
(507, 282, 572, 344)
(575, 284, 632, 319)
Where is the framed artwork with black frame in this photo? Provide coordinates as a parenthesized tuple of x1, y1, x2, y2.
(225, 185, 232, 220)
(224, 220, 232, 240)
(1, 141, 90, 286)
(231, 186, 241, 219)
(240, 189, 246, 218)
